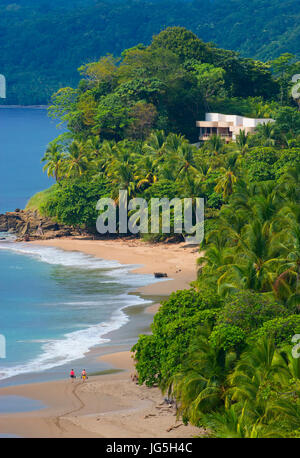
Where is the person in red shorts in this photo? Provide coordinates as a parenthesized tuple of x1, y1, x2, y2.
(70, 369, 76, 382)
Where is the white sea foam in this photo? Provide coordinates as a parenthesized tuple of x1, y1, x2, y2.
(0, 309, 125, 380)
(0, 294, 152, 381)
(0, 241, 159, 381)
(0, 240, 168, 288)
(0, 242, 122, 269)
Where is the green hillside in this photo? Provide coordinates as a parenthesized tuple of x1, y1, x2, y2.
(0, 0, 299, 104)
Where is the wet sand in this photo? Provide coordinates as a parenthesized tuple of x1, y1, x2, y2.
(0, 238, 201, 437)
(0, 351, 204, 438)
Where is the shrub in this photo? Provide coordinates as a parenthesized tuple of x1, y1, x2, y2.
(275, 148, 300, 179)
(243, 147, 279, 182)
(132, 288, 223, 385)
(26, 185, 57, 213)
(144, 179, 180, 200)
(209, 324, 246, 352)
(218, 291, 289, 333)
(253, 315, 300, 345)
(42, 177, 110, 228)
(132, 334, 160, 386)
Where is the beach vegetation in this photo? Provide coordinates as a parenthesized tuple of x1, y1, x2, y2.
(31, 24, 300, 437)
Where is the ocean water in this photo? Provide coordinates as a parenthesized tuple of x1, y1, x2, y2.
(0, 396, 45, 414)
(0, 109, 157, 383)
(0, 237, 155, 381)
(0, 108, 59, 213)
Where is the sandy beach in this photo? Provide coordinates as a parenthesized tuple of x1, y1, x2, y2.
(30, 237, 199, 295)
(0, 351, 203, 438)
(0, 238, 201, 438)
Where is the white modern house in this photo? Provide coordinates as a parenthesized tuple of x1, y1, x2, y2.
(196, 113, 275, 143)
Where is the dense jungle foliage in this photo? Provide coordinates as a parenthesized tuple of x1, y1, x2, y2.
(30, 26, 300, 437)
(0, 0, 299, 104)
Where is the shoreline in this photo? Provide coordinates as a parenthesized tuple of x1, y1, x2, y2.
(0, 351, 203, 438)
(0, 237, 200, 437)
(0, 105, 48, 109)
(30, 237, 199, 296)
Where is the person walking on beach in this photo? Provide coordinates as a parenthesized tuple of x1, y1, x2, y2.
(70, 369, 76, 382)
(81, 369, 88, 382)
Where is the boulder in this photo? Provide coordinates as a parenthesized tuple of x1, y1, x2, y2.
(154, 272, 168, 278)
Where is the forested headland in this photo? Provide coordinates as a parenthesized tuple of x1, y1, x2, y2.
(0, 0, 299, 104)
(25, 25, 300, 437)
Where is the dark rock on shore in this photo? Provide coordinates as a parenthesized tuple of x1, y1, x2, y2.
(0, 210, 82, 241)
(0, 214, 8, 232)
(154, 272, 168, 278)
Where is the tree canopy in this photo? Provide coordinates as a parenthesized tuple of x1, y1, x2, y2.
(0, 0, 299, 104)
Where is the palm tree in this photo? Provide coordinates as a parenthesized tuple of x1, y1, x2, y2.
(251, 183, 281, 224)
(108, 161, 138, 200)
(277, 347, 300, 384)
(142, 130, 166, 160)
(207, 213, 283, 295)
(175, 143, 200, 182)
(136, 156, 158, 191)
(280, 165, 300, 204)
(214, 178, 286, 292)
(166, 328, 236, 425)
(164, 132, 187, 155)
(94, 139, 116, 174)
(104, 140, 141, 199)
(198, 236, 233, 274)
(228, 179, 258, 215)
(41, 142, 65, 181)
(236, 219, 280, 291)
(64, 140, 90, 178)
(236, 129, 249, 155)
(265, 349, 300, 432)
(205, 402, 284, 438)
(205, 134, 224, 155)
(254, 122, 277, 147)
(192, 337, 300, 437)
(272, 217, 300, 304)
(214, 169, 237, 199)
(227, 337, 289, 426)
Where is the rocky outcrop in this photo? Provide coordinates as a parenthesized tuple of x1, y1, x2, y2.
(0, 214, 8, 232)
(0, 209, 82, 241)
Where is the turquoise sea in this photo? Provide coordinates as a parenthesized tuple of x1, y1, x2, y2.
(0, 108, 157, 385)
